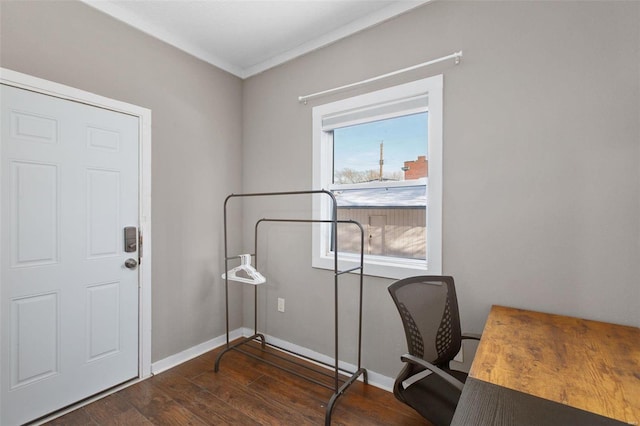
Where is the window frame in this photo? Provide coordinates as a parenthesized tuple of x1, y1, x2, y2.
(312, 75, 443, 279)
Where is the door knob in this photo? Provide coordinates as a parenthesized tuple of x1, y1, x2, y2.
(124, 258, 138, 269)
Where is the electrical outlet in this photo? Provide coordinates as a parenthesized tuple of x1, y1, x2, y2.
(277, 297, 285, 313)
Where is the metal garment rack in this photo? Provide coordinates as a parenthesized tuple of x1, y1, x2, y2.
(214, 190, 367, 425)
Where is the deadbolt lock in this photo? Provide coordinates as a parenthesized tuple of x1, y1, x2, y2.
(124, 226, 137, 252)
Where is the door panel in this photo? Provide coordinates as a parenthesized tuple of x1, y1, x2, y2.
(11, 110, 58, 144)
(87, 169, 120, 257)
(1, 85, 140, 426)
(10, 161, 59, 267)
(11, 293, 59, 388)
(86, 281, 121, 361)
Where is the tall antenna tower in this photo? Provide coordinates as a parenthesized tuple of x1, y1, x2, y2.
(379, 141, 384, 181)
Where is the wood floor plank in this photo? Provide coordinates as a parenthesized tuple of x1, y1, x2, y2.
(335, 382, 429, 426)
(222, 341, 427, 424)
(248, 373, 385, 426)
(82, 393, 154, 426)
(168, 351, 218, 380)
(45, 407, 97, 426)
(191, 370, 320, 425)
(219, 342, 348, 391)
(45, 339, 431, 425)
(152, 370, 261, 426)
(118, 379, 209, 425)
(247, 373, 330, 421)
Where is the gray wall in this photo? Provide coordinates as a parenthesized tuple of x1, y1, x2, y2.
(242, 0, 640, 377)
(0, 1, 244, 362)
(1, 0, 638, 380)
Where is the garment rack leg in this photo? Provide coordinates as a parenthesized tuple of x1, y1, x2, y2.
(214, 333, 265, 372)
(325, 368, 368, 426)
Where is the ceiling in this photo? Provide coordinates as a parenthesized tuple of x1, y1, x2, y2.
(81, 0, 430, 79)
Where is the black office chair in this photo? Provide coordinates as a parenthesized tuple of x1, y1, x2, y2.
(388, 276, 479, 426)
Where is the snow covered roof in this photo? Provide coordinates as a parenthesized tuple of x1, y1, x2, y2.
(333, 185, 426, 208)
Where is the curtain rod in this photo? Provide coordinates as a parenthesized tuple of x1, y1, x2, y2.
(298, 50, 462, 104)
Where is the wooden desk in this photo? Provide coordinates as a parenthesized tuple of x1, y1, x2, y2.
(457, 305, 640, 425)
(453, 377, 629, 425)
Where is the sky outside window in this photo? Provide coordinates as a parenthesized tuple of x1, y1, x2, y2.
(333, 112, 428, 183)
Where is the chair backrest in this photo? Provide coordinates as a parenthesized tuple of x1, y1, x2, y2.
(388, 276, 462, 366)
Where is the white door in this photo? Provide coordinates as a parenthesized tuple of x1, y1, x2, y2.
(0, 85, 140, 426)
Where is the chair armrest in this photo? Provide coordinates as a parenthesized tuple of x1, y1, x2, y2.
(461, 333, 481, 341)
(400, 353, 465, 392)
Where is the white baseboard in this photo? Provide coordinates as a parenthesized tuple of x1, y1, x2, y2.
(151, 327, 244, 375)
(152, 327, 395, 391)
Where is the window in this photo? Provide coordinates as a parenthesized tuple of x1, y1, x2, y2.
(312, 75, 443, 279)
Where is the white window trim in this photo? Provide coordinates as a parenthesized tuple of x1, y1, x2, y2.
(312, 75, 443, 279)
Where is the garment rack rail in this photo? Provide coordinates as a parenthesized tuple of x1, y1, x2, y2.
(214, 190, 367, 425)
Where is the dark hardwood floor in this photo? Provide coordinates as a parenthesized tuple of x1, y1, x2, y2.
(44, 340, 430, 425)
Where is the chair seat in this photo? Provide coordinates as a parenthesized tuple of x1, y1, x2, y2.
(399, 368, 468, 426)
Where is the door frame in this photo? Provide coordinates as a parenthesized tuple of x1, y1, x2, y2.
(0, 68, 153, 391)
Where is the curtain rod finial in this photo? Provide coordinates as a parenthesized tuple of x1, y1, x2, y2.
(454, 50, 463, 65)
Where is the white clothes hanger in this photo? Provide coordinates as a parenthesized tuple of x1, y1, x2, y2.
(222, 254, 266, 285)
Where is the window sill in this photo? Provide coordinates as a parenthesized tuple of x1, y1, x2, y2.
(312, 253, 439, 280)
